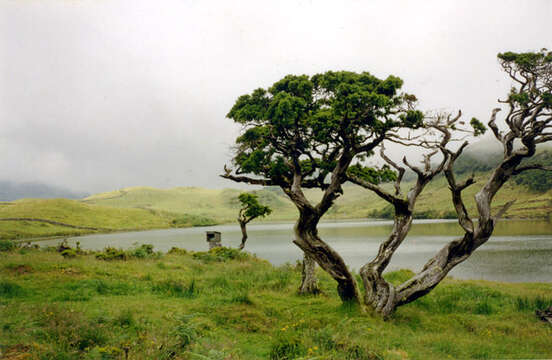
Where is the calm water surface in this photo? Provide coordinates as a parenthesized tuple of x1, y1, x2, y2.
(39, 219, 552, 282)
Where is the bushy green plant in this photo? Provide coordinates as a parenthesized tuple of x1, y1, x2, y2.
(95, 247, 127, 261)
(95, 244, 160, 260)
(61, 249, 77, 258)
(168, 247, 188, 255)
(0, 240, 16, 252)
(129, 244, 155, 258)
(192, 247, 248, 262)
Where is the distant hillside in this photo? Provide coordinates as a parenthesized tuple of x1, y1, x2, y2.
(83, 186, 298, 223)
(84, 167, 552, 224)
(0, 198, 171, 240)
(0, 180, 88, 201)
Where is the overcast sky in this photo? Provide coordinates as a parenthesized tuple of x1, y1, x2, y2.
(0, 0, 550, 193)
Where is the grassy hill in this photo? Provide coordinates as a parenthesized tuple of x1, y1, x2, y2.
(83, 173, 552, 224)
(83, 186, 297, 223)
(1, 246, 551, 359)
(0, 199, 172, 240)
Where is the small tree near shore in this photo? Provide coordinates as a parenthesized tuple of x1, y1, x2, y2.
(236, 193, 272, 250)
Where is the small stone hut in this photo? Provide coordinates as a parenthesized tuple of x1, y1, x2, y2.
(206, 231, 222, 249)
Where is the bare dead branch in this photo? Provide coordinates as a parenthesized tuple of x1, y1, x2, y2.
(220, 171, 276, 186)
(513, 164, 552, 175)
(488, 108, 503, 142)
(347, 173, 404, 207)
(379, 144, 405, 196)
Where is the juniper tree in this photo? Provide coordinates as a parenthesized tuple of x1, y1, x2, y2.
(347, 49, 552, 316)
(236, 193, 272, 250)
(222, 71, 422, 298)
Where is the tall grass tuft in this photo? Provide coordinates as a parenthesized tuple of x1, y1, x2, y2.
(270, 333, 306, 360)
(228, 291, 254, 305)
(152, 279, 198, 298)
(515, 295, 552, 311)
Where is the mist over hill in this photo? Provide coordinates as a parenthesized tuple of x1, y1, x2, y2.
(0, 180, 88, 201)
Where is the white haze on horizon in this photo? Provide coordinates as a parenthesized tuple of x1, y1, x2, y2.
(0, 0, 550, 194)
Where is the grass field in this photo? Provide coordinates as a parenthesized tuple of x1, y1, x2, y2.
(0, 245, 551, 359)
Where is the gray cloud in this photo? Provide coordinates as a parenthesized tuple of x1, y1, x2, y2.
(0, 0, 550, 193)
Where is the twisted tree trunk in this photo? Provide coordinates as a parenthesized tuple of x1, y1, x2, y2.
(293, 210, 360, 303)
(238, 220, 247, 250)
(298, 252, 319, 294)
(393, 156, 522, 309)
(360, 211, 413, 316)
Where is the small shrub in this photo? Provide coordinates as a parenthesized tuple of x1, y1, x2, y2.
(168, 247, 188, 255)
(57, 239, 72, 253)
(61, 249, 77, 258)
(96, 247, 127, 261)
(130, 244, 155, 258)
(0, 240, 16, 252)
(192, 247, 248, 262)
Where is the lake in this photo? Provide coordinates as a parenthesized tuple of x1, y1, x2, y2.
(38, 219, 552, 283)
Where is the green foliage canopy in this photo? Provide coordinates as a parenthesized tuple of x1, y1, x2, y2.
(498, 49, 552, 112)
(226, 71, 424, 190)
(238, 192, 272, 223)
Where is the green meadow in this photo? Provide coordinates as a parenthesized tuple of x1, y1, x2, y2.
(0, 245, 551, 359)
